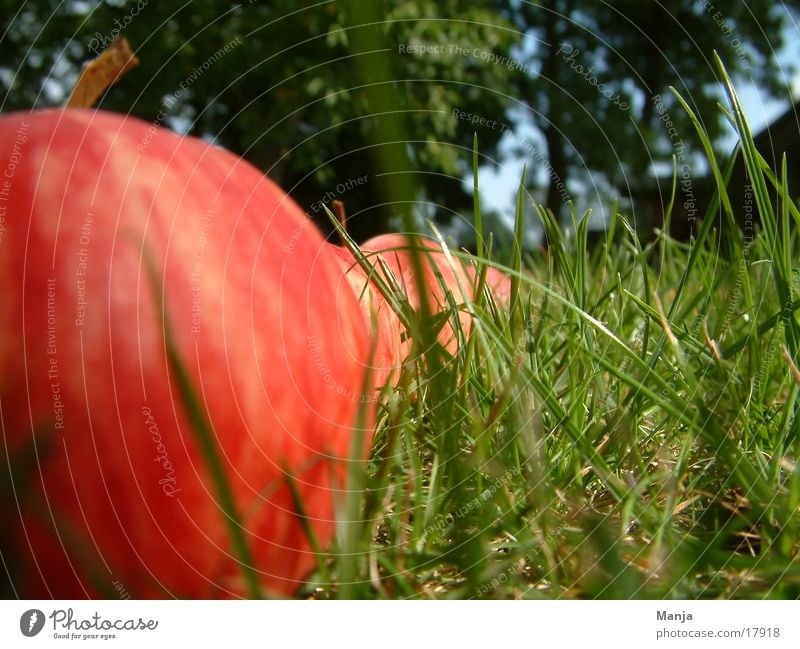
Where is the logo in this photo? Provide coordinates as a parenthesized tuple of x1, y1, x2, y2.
(20, 609, 45, 637)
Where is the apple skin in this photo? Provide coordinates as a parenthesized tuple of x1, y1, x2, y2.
(465, 263, 512, 305)
(358, 234, 473, 356)
(330, 236, 513, 371)
(327, 245, 406, 390)
(0, 109, 373, 598)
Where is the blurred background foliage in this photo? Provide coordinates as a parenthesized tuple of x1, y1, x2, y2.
(1, 0, 798, 248)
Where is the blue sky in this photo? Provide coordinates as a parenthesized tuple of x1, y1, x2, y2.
(472, 24, 800, 233)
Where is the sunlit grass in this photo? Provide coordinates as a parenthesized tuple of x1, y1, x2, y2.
(305, 60, 800, 600)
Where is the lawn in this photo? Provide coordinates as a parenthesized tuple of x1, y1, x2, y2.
(305, 62, 800, 599)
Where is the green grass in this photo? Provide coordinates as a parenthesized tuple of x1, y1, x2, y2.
(305, 60, 800, 599)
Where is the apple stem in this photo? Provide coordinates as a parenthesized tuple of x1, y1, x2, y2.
(333, 199, 348, 246)
(66, 37, 139, 109)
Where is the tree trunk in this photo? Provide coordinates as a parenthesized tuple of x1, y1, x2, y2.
(538, 0, 569, 241)
(543, 123, 568, 223)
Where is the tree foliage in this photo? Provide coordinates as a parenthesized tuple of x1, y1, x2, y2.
(1, 0, 520, 241)
(2, 1, 798, 241)
(506, 0, 799, 224)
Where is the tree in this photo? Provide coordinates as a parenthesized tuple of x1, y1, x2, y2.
(4, 1, 798, 244)
(504, 0, 799, 235)
(0, 0, 522, 242)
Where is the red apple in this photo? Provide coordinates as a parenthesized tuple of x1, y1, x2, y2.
(0, 109, 374, 598)
(327, 245, 406, 390)
(465, 262, 512, 305)
(358, 234, 474, 356)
